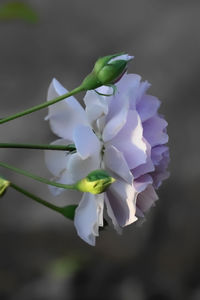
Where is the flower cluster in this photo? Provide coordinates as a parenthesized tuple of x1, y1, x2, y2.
(45, 70, 169, 246)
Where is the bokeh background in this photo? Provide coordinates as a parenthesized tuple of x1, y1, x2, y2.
(0, 0, 200, 299)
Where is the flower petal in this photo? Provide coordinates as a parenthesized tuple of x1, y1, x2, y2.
(143, 116, 168, 147)
(67, 152, 101, 183)
(74, 193, 104, 246)
(102, 99, 129, 142)
(108, 54, 134, 64)
(106, 180, 138, 227)
(44, 139, 72, 177)
(133, 174, 153, 193)
(104, 145, 133, 185)
(46, 78, 88, 140)
(83, 90, 109, 126)
(136, 184, 158, 213)
(73, 125, 101, 160)
(132, 139, 155, 179)
(109, 110, 147, 169)
(137, 95, 160, 122)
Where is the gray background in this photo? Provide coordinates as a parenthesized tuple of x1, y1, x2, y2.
(0, 0, 200, 299)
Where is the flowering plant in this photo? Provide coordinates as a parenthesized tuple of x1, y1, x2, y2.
(0, 53, 169, 246)
(45, 70, 169, 245)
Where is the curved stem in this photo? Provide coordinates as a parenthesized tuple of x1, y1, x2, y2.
(0, 161, 76, 190)
(0, 85, 84, 125)
(0, 143, 76, 151)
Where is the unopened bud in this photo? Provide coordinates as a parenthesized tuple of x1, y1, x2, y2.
(75, 169, 115, 194)
(81, 53, 134, 91)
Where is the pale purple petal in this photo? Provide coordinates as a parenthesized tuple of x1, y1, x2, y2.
(104, 145, 133, 185)
(137, 95, 160, 122)
(109, 110, 147, 169)
(106, 180, 138, 227)
(132, 139, 155, 179)
(133, 174, 153, 193)
(151, 146, 170, 189)
(143, 115, 168, 147)
(73, 125, 101, 159)
(135, 80, 151, 104)
(151, 145, 169, 165)
(74, 193, 104, 246)
(136, 184, 158, 213)
(46, 78, 88, 140)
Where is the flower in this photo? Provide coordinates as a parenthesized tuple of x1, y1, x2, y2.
(45, 71, 169, 246)
(81, 53, 134, 90)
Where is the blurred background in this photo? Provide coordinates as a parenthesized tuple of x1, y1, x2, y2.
(0, 0, 200, 299)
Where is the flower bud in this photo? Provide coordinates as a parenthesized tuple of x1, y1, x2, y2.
(0, 177, 10, 197)
(75, 169, 115, 194)
(81, 53, 134, 91)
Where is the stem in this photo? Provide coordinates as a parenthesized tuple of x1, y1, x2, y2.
(0, 161, 76, 190)
(0, 143, 76, 151)
(0, 85, 84, 125)
(10, 182, 62, 213)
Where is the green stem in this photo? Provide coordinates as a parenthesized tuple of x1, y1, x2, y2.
(0, 85, 84, 125)
(0, 143, 76, 151)
(0, 161, 77, 190)
(10, 182, 62, 213)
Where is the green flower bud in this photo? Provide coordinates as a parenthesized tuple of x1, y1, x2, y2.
(75, 169, 115, 194)
(0, 177, 10, 197)
(81, 53, 134, 91)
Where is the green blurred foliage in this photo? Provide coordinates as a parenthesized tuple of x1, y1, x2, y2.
(48, 255, 85, 279)
(0, 1, 38, 23)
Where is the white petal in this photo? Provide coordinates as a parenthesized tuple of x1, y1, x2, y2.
(44, 139, 72, 177)
(106, 180, 138, 227)
(104, 145, 133, 185)
(73, 125, 101, 160)
(67, 152, 101, 183)
(83, 90, 109, 126)
(108, 54, 134, 64)
(46, 78, 88, 140)
(74, 193, 104, 246)
(102, 98, 129, 142)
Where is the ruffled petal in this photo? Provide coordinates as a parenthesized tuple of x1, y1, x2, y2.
(136, 184, 158, 213)
(104, 145, 133, 185)
(143, 115, 168, 147)
(74, 193, 104, 246)
(133, 174, 153, 193)
(106, 180, 138, 227)
(102, 99, 129, 142)
(73, 125, 101, 160)
(132, 139, 155, 179)
(46, 78, 88, 140)
(109, 110, 147, 169)
(137, 95, 160, 122)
